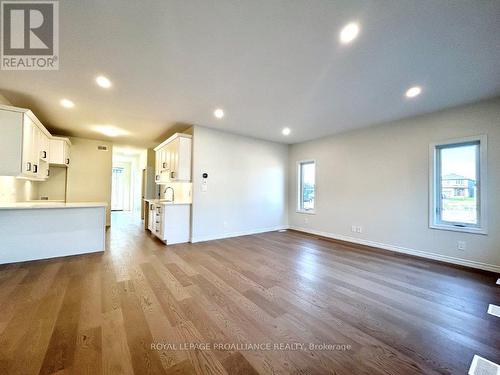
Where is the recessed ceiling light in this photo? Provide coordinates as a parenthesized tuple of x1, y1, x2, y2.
(60, 99, 75, 108)
(282, 127, 291, 136)
(214, 108, 224, 119)
(92, 125, 129, 137)
(339, 22, 360, 44)
(405, 86, 422, 98)
(96, 75, 112, 89)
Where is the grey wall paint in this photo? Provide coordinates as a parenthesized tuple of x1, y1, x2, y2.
(288, 98, 500, 268)
(191, 126, 288, 242)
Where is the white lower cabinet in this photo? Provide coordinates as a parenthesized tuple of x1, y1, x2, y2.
(148, 203, 190, 244)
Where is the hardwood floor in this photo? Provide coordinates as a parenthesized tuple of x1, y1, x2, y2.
(0, 212, 499, 374)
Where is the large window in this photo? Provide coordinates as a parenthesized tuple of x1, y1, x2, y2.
(430, 136, 487, 234)
(298, 160, 316, 213)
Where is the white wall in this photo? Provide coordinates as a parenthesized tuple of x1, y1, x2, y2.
(66, 137, 113, 225)
(38, 166, 67, 201)
(0, 177, 39, 202)
(288, 97, 500, 271)
(191, 126, 288, 242)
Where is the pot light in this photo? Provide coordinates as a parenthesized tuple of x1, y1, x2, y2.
(96, 75, 112, 88)
(282, 127, 291, 136)
(92, 125, 129, 137)
(60, 99, 75, 108)
(214, 108, 224, 119)
(405, 86, 422, 98)
(339, 22, 360, 44)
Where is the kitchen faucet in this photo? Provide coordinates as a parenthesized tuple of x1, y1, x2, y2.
(163, 186, 175, 202)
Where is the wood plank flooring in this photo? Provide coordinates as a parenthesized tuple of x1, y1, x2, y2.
(0, 212, 499, 374)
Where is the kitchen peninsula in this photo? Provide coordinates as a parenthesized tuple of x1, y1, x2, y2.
(0, 201, 106, 264)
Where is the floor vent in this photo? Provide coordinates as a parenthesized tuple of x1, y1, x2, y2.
(487, 304, 500, 318)
(468, 355, 500, 375)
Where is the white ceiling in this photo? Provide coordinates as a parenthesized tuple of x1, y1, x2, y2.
(1, 0, 499, 147)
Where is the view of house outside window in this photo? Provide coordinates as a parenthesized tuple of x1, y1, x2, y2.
(299, 161, 315, 211)
(439, 144, 478, 224)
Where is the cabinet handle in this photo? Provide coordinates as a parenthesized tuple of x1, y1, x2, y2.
(47, 169, 50, 177)
(33, 164, 38, 173)
(66, 158, 70, 165)
(162, 162, 167, 168)
(26, 162, 32, 172)
(170, 171, 176, 179)
(155, 175, 160, 181)
(41, 151, 47, 159)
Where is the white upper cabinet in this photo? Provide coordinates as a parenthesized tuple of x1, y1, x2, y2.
(49, 136, 71, 166)
(0, 105, 54, 180)
(154, 133, 192, 184)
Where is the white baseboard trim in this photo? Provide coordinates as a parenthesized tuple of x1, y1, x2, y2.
(289, 226, 500, 273)
(191, 225, 288, 244)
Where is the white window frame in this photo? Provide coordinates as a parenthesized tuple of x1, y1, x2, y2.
(297, 159, 316, 214)
(429, 135, 487, 235)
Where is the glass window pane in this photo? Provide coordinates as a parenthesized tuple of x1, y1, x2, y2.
(439, 144, 478, 225)
(300, 162, 315, 210)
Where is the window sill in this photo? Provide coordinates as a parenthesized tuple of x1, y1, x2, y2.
(296, 210, 316, 215)
(429, 223, 487, 235)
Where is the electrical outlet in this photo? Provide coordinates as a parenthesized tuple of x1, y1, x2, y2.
(356, 226, 363, 233)
(351, 225, 357, 232)
(457, 241, 466, 251)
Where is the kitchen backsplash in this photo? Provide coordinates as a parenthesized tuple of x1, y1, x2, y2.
(0, 177, 39, 202)
(159, 182, 192, 203)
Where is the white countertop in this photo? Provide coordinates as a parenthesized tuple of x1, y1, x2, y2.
(144, 199, 191, 205)
(0, 201, 108, 210)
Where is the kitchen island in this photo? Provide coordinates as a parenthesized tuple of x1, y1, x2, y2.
(0, 202, 106, 264)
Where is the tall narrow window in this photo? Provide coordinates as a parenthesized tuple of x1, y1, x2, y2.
(430, 136, 487, 234)
(298, 160, 315, 212)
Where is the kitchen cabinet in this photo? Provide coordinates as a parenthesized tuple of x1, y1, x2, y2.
(34, 127, 50, 179)
(154, 133, 192, 184)
(0, 104, 52, 180)
(49, 136, 71, 166)
(147, 202, 154, 231)
(146, 202, 190, 244)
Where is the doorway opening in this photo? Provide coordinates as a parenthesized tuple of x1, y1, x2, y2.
(111, 146, 148, 216)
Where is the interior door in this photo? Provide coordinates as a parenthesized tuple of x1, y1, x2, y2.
(111, 166, 125, 210)
(141, 169, 146, 219)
